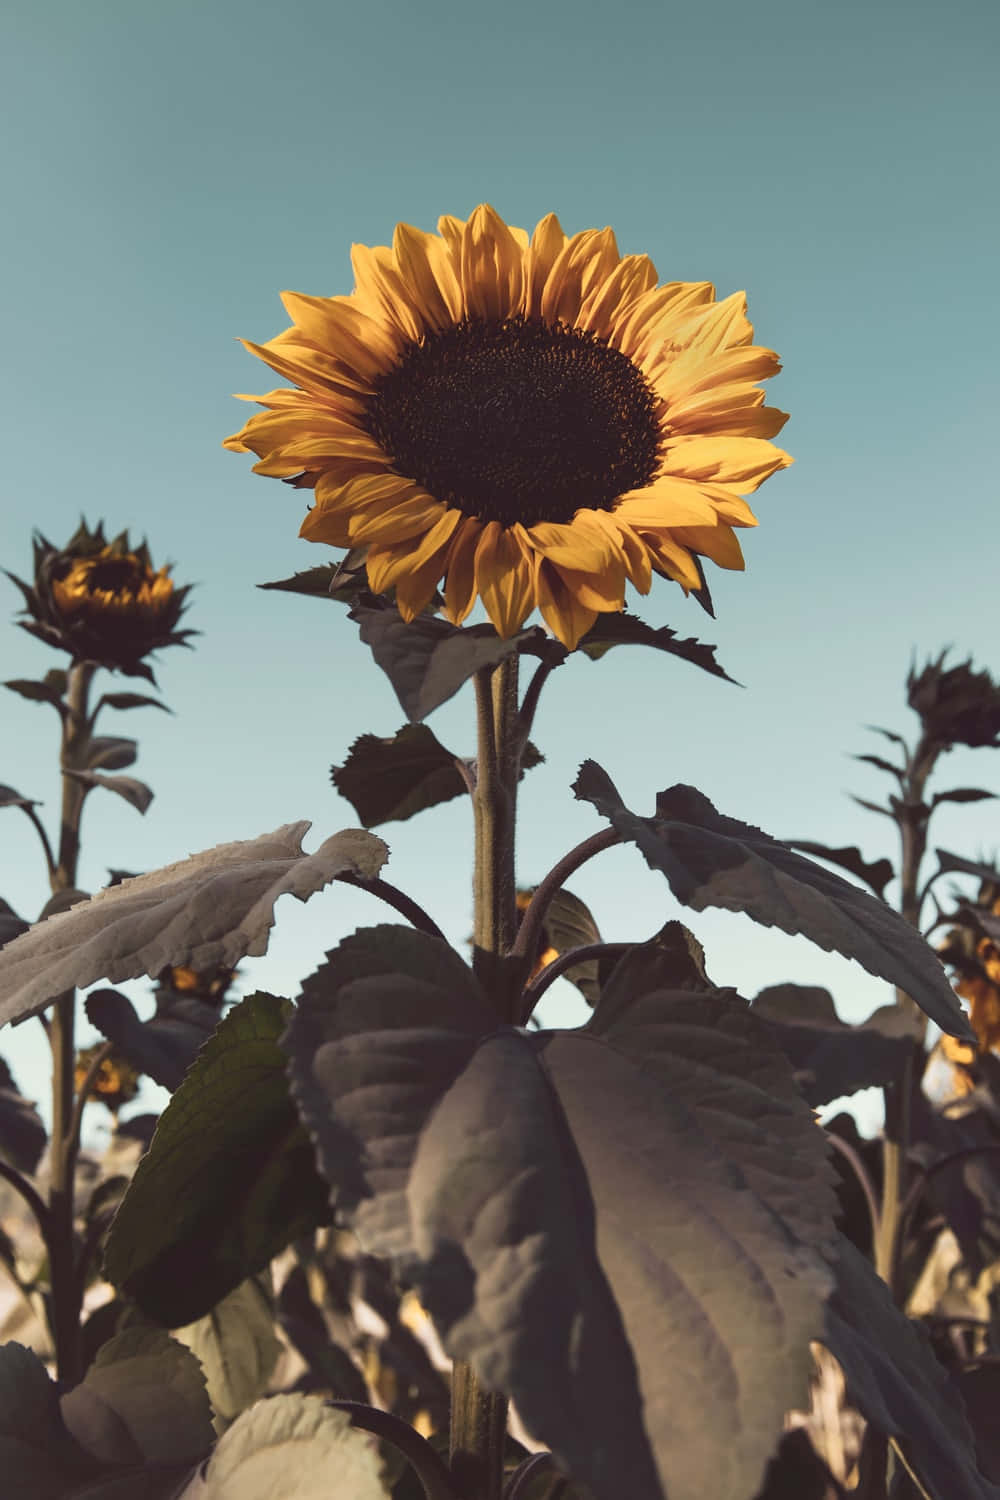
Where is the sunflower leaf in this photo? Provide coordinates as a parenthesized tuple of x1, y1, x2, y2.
(0, 823, 388, 1027)
(62, 769, 153, 814)
(750, 984, 920, 1106)
(573, 760, 974, 1039)
(0, 1055, 47, 1173)
(536, 887, 603, 1005)
(0, 784, 39, 810)
(94, 691, 171, 714)
(331, 724, 466, 827)
(350, 597, 547, 720)
(85, 987, 221, 1093)
(936, 850, 1000, 884)
(59, 1328, 214, 1467)
(931, 788, 997, 809)
(853, 752, 905, 780)
(285, 924, 835, 1500)
(823, 1237, 995, 1500)
(0, 1342, 97, 1498)
(86, 737, 138, 772)
(258, 558, 369, 607)
(785, 841, 895, 899)
(3, 677, 67, 711)
(103, 994, 333, 1327)
(574, 612, 739, 685)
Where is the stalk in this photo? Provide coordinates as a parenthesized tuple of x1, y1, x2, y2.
(47, 659, 97, 1383)
(874, 735, 937, 1291)
(450, 657, 521, 1500)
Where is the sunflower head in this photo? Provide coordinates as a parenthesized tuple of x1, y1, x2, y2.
(6, 520, 195, 680)
(156, 963, 237, 1004)
(227, 205, 791, 648)
(939, 880, 1000, 1053)
(907, 652, 1000, 750)
(75, 1045, 142, 1115)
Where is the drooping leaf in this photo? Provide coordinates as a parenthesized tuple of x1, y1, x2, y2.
(85, 987, 221, 1092)
(574, 612, 739, 685)
(0, 1341, 95, 1497)
(786, 840, 895, 899)
(536, 886, 603, 1005)
(332, 725, 466, 827)
(104, 994, 333, 1327)
(822, 1237, 996, 1500)
(176, 1394, 390, 1500)
(936, 850, 1000, 884)
(351, 597, 547, 721)
(932, 789, 998, 809)
(0, 784, 39, 810)
(86, 737, 138, 772)
(853, 752, 905, 779)
(750, 984, 920, 1106)
(0, 823, 388, 1027)
(173, 1277, 283, 1425)
(865, 724, 908, 749)
(573, 761, 974, 1040)
(285, 925, 836, 1500)
(63, 769, 153, 814)
(60, 1328, 215, 1468)
(259, 549, 370, 608)
(95, 692, 171, 714)
(3, 675, 67, 710)
(0, 1055, 47, 1172)
(0, 898, 29, 948)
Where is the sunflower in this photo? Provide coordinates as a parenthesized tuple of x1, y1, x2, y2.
(7, 521, 194, 679)
(226, 206, 791, 648)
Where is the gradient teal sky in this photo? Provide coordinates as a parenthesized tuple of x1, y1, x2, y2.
(1, 0, 998, 1136)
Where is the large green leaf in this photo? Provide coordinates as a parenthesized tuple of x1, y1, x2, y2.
(0, 823, 388, 1026)
(351, 597, 546, 721)
(785, 840, 895, 899)
(575, 612, 738, 685)
(104, 994, 332, 1326)
(823, 1238, 997, 1500)
(332, 724, 467, 827)
(174, 1278, 283, 1425)
(573, 760, 973, 1039)
(60, 1328, 214, 1467)
(751, 984, 920, 1106)
(285, 926, 836, 1500)
(0, 1342, 95, 1497)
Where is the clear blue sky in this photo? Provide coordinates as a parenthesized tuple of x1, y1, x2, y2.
(1, 0, 998, 1137)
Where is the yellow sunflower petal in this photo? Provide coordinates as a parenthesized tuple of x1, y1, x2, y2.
(392, 222, 465, 330)
(459, 205, 525, 323)
(350, 243, 424, 343)
(614, 476, 720, 529)
(520, 518, 616, 572)
(608, 281, 716, 358)
(548, 558, 626, 612)
(474, 523, 535, 638)
(534, 559, 599, 649)
(637, 532, 702, 591)
(279, 293, 402, 383)
(348, 495, 447, 544)
(576, 254, 659, 335)
(365, 509, 460, 592)
(669, 524, 746, 571)
(539, 228, 620, 326)
(442, 515, 485, 625)
(522, 212, 567, 317)
(240, 337, 373, 401)
(586, 511, 653, 593)
(661, 435, 793, 492)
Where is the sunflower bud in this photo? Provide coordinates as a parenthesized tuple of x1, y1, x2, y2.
(5, 520, 195, 680)
(907, 652, 1000, 750)
(75, 1045, 141, 1115)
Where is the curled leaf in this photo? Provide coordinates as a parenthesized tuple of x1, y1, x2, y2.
(0, 823, 388, 1026)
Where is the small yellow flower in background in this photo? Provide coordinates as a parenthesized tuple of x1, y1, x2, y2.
(6, 520, 194, 680)
(226, 206, 791, 648)
(74, 1045, 141, 1115)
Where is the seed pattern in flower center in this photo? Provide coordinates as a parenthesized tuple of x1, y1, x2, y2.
(366, 316, 661, 528)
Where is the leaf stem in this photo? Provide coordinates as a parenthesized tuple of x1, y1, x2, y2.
(825, 1131, 881, 1247)
(329, 1401, 463, 1500)
(15, 802, 57, 877)
(334, 872, 447, 940)
(0, 1158, 52, 1238)
(511, 829, 620, 969)
(518, 941, 632, 1021)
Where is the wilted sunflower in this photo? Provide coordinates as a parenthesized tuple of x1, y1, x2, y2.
(6, 520, 194, 679)
(907, 652, 1000, 751)
(226, 206, 791, 648)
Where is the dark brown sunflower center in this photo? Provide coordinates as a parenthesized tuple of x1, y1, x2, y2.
(365, 316, 660, 528)
(81, 558, 147, 596)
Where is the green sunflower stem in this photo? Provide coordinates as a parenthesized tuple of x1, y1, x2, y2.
(875, 733, 939, 1295)
(452, 657, 522, 1500)
(48, 659, 97, 1384)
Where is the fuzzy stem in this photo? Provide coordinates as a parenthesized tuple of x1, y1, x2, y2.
(451, 658, 523, 1500)
(875, 733, 938, 1292)
(47, 659, 97, 1384)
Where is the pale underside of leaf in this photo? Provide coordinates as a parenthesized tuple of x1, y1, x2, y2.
(0, 823, 388, 1027)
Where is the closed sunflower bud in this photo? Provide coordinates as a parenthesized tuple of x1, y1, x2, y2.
(5, 519, 195, 680)
(907, 651, 1000, 750)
